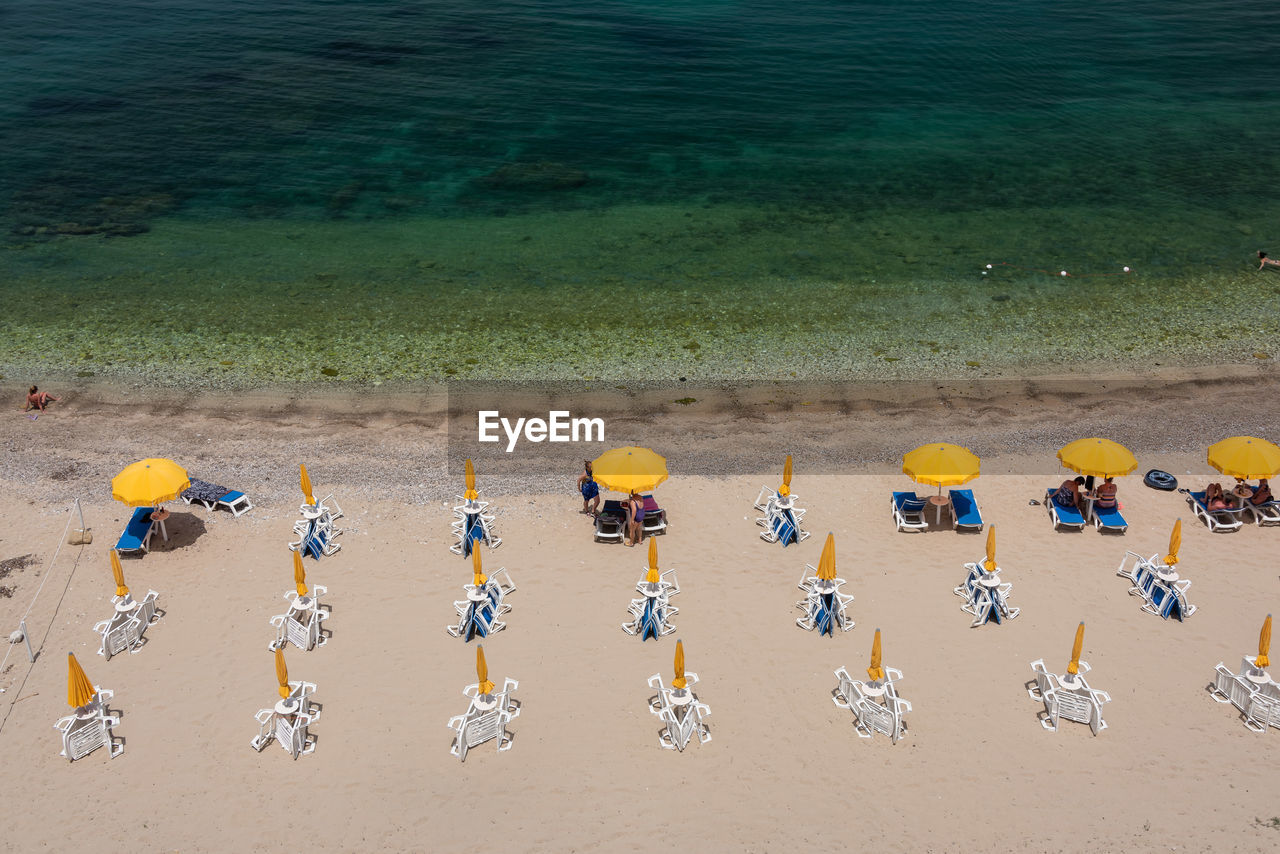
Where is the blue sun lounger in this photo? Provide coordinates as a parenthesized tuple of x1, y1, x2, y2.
(891, 492, 929, 532)
(948, 489, 984, 532)
(1091, 503, 1128, 533)
(115, 507, 154, 555)
(1045, 488, 1086, 531)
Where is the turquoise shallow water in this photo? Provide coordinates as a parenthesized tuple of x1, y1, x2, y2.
(2, 2, 1280, 386)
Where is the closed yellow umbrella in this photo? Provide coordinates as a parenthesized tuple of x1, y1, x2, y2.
(476, 645, 495, 695)
(672, 639, 687, 690)
(816, 532, 836, 581)
(111, 458, 190, 506)
(1066, 622, 1085, 676)
(983, 526, 997, 573)
(110, 549, 129, 598)
(1207, 436, 1280, 480)
(902, 443, 981, 489)
(1258, 615, 1272, 669)
(779, 455, 793, 497)
(472, 547, 487, 587)
(646, 538, 660, 584)
(464, 458, 478, 501)
(592, 447, 669, 494)
(300, 464, 315, 506)
(275, 647, 291, 699)
(867, 628, 885, 682)
(1056, 438, 1137, 478)
(67, 653, 96, 710)
(1163, 519, 1182, 567)
(293, 550, 308, 597)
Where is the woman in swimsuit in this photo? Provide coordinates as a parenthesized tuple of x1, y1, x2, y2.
(1053, 476, 1085, 510)
(1205, 482, 1232, 511)
(576, 460, 601, 516)
(625, 491, 645, 547)
(1249, 478, 1273, 506)
(1094, 477, 1118, 509)
(1259, 251, 1280, 270)
(24, 385, 60, 412)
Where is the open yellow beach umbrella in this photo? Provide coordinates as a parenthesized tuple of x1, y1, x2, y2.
(672, 639, 687, 690)
(67, 653, 95, 710)
(1056, 438, 1137, 478)
(110, 549, 129, 598)
(983, 526, 997, 573)
(592, 446, 668, 494)
(1164, 519, 1182, 567)
(111, 458, 189, 506)
(1258, 615, 1272, 669)
(902, 442, 980, 489)
(300, 464, 315, 506)
(867, 628, 886, 682)
(816, 533, 837, 581)
(1066, 622, 1086, 676)
(779, 455, 793, 497)
(646, 538, 660, 584)
(293, 550, 308, 597)
(275, 647, 291, 699)
(471, 548, 487, 587)
(464, 458, 478, 501)
(476, 645, 495, 696)
(1207, 436, 1280, 480)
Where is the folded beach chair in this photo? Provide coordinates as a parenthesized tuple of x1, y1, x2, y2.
(1090, 503, 1128, 533)
(94, 590, 161, 659)
(1186, 491, 1244, 533)
(251, 680, 320, 759)
(758, 505, 808, 546)
(447, 568, 516, 642)
(450, 508, 501, 556)
(947, 489, 984, 532)
(795, 568, 855, 636)
(114, 507, 155, 555)
(953, 563, 1019, 627)
(181, 478, 253, 516)
(647, 671, 712, 752)
(1116, 552, 1196, 621)
(1045, 488, 1086, 531)
(641, 495, 667, 535)
(1028, 659, 1110, 736)
(891, 492, 929, 533)
(54, 689, 123, 761)
(447, 676, 520, 762)
(1245, 499, 1280, 527)
(1210, 655, 1280, 733)
(832, 665, 911, 744)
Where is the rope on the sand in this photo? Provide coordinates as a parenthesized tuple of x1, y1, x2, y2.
(0, 503, 79, 704)
(982, 262, 1133, 279)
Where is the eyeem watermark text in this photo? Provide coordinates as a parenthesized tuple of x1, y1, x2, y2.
(478, 410, 605, 452)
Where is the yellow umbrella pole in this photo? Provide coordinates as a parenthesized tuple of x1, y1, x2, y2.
(867, 628, 886, 682)
(275, 647, 291, 699)
(1066, 622, 1085, 676)
(464, 458, 478, 501)
(472, 547, 487, 587)
(983, 526, 997, 572)
(780, 454, 793, 497)
(1258, 614, 1272, 669)
(672, 639, 687, 690)
(110, 549, 130, 598)
(1163, 519, 1182, 567)
(646, 538, 660, 583)
(300, 464, 315, 506)
(67, 653, 96, 710)
(476, 644, 495, 695)
(293, 550, 308, 597)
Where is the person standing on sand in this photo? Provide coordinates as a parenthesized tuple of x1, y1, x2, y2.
(1260, 251, 1280, 270)
(577, 460, 601, 516)
(24, 385, 60, 412)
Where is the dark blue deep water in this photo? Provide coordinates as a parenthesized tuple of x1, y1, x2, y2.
(3, 1, 1280, 385)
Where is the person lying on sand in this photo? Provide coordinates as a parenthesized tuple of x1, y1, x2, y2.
(1260, 251, 1280, 270)
(24, 385, 60, 412)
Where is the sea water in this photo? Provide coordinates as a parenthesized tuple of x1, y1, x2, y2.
(2, 0, 1279, 387)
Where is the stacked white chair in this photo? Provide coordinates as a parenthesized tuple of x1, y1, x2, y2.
(1116, 521, 1196, 621)
(622, 541, 680, 640)
(754, 454, 810, 545)
(447, 646, 520, 761)
(1028, 623, 1111, 736)
(447, 550, 517, 641)
(1210, 614, 1280, 732)
(647, 640, 711, 751)
(93, 550, 161, 660)
(55, 654, 123, 761)
(795, 533, 854, 636)
(832, 629, 911, 743)
(269, 552, 329, 651)
(954, 529, 1019, 627)
(251, 648, 320, 759)
(449, 458, 502, 556)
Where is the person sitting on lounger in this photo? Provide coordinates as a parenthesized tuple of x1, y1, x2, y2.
(24, 385, 60, 412)
(1094, 476, 1118, 509)
(1053, 477, 1085, 511)
(1249, 478, 1273, 506)
(1205, 482, 1233, 511)
(1259, 251, 1280, 270)
(577, 460, 601, 516)
(624, 491, 645, 547)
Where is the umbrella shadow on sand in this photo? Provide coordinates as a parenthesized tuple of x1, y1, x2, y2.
(152, 511, 208, 551)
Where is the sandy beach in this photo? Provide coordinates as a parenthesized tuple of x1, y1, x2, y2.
(3, 373, 1280, 853)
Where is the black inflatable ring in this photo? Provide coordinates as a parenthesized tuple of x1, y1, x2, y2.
(1144, 469, 1178, 491)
